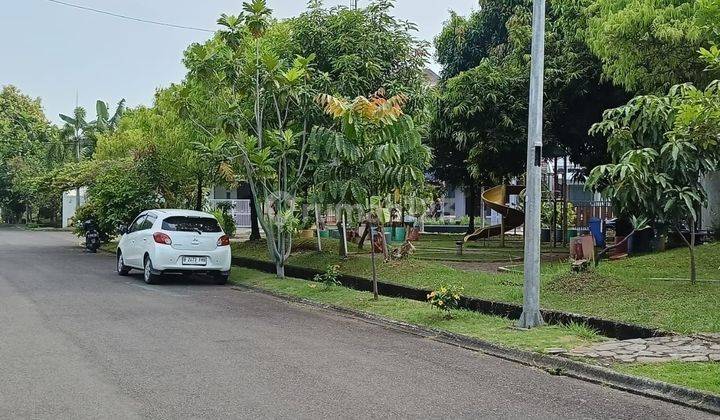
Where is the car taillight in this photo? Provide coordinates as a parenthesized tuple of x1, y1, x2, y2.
(217, 235, 230, 246)
(153, 232, 172, 245)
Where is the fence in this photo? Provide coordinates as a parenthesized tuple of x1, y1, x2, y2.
(572, 201, 614, 228)
(207, 199, 252, 228)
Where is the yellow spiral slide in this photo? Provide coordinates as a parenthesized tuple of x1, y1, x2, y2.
(463, 185, 525, 242)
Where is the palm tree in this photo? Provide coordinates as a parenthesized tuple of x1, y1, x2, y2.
(59, 100, 126, 210)
(59, 107, 91, 209)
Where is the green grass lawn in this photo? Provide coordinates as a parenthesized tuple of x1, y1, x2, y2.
(229, 267, 603, 352)
(232, 238, 720, 333)
(617, 362, 720, 395)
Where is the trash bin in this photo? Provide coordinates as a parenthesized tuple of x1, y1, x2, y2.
(588, 217, 604, 247)
(394, 227, 406, 242)
(567, 229, 579, 242)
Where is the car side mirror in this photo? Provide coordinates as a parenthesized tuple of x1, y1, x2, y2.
(118, 225, 128, 235)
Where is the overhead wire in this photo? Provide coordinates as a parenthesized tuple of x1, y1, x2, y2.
(44, 0, 214, 33)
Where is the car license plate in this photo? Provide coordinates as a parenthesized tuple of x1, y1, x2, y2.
(182, 256, 207, 266)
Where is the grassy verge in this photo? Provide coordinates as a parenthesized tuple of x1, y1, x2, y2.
(232, 239, 720, 333)
(100, 242, 117, 253)
(616, 362, 720, 395)
(229, 267, 603, 352)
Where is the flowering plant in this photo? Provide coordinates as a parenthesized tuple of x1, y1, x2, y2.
(427, 284, 463, 314)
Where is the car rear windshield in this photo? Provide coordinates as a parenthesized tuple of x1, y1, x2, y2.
(162, 216, 222, 233)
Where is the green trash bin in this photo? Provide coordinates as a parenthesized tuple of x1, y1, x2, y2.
(383, 226, 392, 239)
(567, 228, 579, 242)
(395, 227, 406, 242)
(318, 230, 329, 238)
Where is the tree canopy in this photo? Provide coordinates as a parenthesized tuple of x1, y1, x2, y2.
(430, 0, 630, 191)
(586, 0, 720, 93)
(0, 85, 56, 222)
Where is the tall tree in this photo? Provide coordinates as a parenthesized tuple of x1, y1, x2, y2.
(59, 106, 93, 209)
(431, 0, 630, 196)
(586, 0, 720, 93)
(206, 0, 318, 278)
(0, 85, 54, 222)
(292, 0, 430, 115)
(587, 77, 720, 284)
(434, 1, 521, 79)
(430, 1, 526, 230)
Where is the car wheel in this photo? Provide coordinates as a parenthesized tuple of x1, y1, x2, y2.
(117, 252, 131, 276)
(212, 272, 229, 285)
(143, 256, 160, 284)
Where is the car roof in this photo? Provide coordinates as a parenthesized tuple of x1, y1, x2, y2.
(146, 209, 216, 219)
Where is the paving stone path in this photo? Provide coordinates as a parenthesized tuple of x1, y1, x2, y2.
(568, 333, 720, 363)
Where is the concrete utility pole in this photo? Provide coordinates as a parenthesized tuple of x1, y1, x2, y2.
(518, 0, 546, 329)
(74, 91, 82, 211)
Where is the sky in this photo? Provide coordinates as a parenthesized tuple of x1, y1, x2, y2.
(2, 0, 478, 125)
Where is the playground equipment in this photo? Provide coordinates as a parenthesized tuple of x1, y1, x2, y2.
(464, 185, 525, 243)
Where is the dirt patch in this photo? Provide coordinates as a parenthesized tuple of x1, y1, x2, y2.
(547, 271, 613, 294)
(441, 261, 510, 273)
(440, 252, 569, 274)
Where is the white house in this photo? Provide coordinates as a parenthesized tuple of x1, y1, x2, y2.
(61, 187, 88, 228)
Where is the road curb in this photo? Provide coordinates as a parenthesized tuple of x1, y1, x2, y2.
(231, 282, 720, 416)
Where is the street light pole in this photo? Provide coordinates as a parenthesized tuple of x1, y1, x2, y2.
(518, 0, 546, 328)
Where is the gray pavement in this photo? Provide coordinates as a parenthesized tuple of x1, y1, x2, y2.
(0, 227, 712, 419)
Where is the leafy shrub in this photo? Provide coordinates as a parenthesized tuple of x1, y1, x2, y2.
(74, 159, 156, 239)
(213, 211, 237, 237)
(427, 284, 464, 314)
(541, 202, 577, 229)
(313, 264, 341, 287)
(211, 202, 237, 237)
(299, 215, 315, 230)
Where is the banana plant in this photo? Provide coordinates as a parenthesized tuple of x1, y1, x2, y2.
(91, 99, 126, 133)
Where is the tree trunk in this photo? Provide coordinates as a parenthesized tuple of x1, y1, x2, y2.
(690, 222, 697, 285)
(249, 194, 261, 241)
(314, 203, 322, 252)
(338, 213, 349, 258)
(358, 220, 371, 249)
(370, 222, 378, 300)
(195, 175, 203, 211)
(561, 156, 569, 246)
(676, 223, 697, 284)
(275, 260, 285, 279)
(467, 186, 476, 234)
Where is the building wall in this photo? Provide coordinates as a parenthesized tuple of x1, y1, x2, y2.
(61, 188, 88, 228)
(702, 171, 720, 230)
(212, 184, 252, 200)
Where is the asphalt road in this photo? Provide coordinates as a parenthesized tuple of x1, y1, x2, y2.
(0, 227, 711, 419)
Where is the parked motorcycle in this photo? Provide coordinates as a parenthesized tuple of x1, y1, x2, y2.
(83, 220, 101, 253)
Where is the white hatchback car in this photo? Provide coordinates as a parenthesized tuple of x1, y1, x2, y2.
(116, 209, 232, 284)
